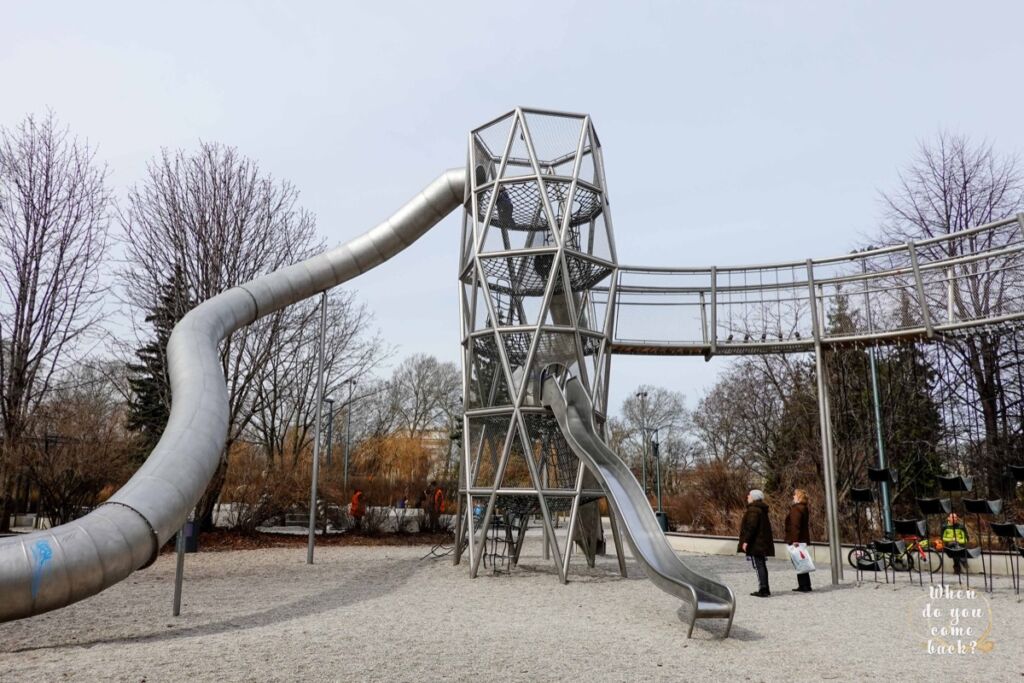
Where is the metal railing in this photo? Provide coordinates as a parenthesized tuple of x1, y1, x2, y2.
(600, 214, 1024, 355)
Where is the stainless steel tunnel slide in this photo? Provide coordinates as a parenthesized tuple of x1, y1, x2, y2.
(0, 169, 466, 622)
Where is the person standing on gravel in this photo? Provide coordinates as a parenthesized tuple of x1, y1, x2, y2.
(427, 480, 443, 532)
(785, 489, 812, 593)
(350, 488, 365, 531)
(738, 489, 775, 598)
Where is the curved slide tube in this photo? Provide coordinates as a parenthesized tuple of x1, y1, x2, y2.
(543, 377, 736, 638)
(0, 168, 466, 622)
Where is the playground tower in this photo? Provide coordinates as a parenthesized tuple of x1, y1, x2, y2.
(455, 108, 620, 580)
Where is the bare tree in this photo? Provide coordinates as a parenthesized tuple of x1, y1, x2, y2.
(119, 142, 319, 528)
(388, 354, 461, 436)
(386, 354, 461, 482)
(618, 384, 689, 490)
(692, 356, 805, 480)
(349, 378, 402, 442)
(0, 113, 110, 530)
(604, 416, 630, 457)
(620, 385, 688, 447)
(882, 133, 1022, 248)
(880, 133, 1024, 488)
(335, 355, 460, 487)
(247, 290, 387, 468)
(694, 363, 760, 470)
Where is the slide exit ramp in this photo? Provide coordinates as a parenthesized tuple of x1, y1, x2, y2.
(543, 376, 736, 638)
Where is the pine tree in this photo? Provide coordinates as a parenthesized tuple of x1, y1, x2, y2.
(126, 267, 192, 457)
(880, 344, 944, 494)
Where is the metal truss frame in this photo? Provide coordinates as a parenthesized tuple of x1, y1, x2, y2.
(454, 107, 623, 582)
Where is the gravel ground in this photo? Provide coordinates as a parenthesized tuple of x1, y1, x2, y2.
(1, 537, 1022, 682)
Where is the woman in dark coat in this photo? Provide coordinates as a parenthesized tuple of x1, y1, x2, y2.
(785, 489, 812, 592)
(738, 489, 775, 597)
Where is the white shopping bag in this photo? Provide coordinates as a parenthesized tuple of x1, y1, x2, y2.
(787, 543, 816, 574)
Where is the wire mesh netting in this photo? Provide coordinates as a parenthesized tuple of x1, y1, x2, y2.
(471, 331, 602, 367)
(472, 110, 587, 167)
(466, 413, 599, 516)
(478, 253, 613, 297)
(477, 180, 602, 233)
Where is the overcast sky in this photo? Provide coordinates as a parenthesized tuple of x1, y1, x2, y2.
(4, 1, 1023, 414)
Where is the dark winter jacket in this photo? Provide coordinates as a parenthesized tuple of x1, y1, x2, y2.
(737, 500, 775, 557)
(785, 502, 810, 545)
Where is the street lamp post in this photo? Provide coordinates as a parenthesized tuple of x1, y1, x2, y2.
(652, 428, 662, 513)
(324, 397, 335, 467)
(636, 391, 648, 496)
(343, 378, 356, 494)
(307, 290, 328, 565)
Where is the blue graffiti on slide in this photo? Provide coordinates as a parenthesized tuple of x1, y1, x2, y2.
(30, 539, 53, 601)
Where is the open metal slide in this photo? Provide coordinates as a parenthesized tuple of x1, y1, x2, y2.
(543, 376, 736, 638)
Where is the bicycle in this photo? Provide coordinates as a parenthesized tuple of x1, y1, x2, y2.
(888, 535, 943, 574)
(847, 544, 884, 571)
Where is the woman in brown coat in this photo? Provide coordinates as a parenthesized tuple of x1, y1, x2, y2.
(785, 489, 812, 592)
(737, 489, 775, 597)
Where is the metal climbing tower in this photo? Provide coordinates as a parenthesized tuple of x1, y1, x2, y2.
(454, 107, 620, 581)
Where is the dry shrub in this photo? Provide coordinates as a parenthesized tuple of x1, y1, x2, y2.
(349, 434, 436, 492)
(435, 508, 454, 534)
(221, 444, 306, 533)
(318, 467, 426, 534)
(23, 386, 137, 526)
(666, 461, 751, 534)
(220, 437, 456, 536)
(390, 507, 415, 534)
(660, 462, 837, 543)
(359, 506, 389, 535)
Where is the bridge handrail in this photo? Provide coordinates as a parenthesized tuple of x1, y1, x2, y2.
(607, 213, 1024, 352)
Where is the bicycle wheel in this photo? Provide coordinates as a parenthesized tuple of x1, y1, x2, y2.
(889, 551, 912, 572)
(923, 548, 943, 574)
(849, 547, 882, 571)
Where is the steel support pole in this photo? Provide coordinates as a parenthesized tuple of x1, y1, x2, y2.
(807, 260, 843, 585)
(867, 349, 893, 535)
(561, 461, 587, 580)
(453, 449, 467, 566)
(172, 524, 186, 616)
(860, 262, 893, 535)
(638, 391, 648, 497)
(814, 348, 843, 584)
(459, 414, 476, 569)
(607, 506, 628, 578)
(653, 428, 663, 513)
(306, 290, 328, 565)
(640, 436, 647, 498)
(325, 398, 334, 467)
(907, 241, 934, 338)
(946, 267, 954, 323)
(709, 266, 718, 356)
(699, 290, 709, 348)
(344, 380, 354, 494)
(542, 466, 550, 561)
